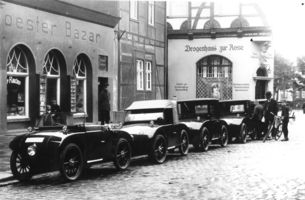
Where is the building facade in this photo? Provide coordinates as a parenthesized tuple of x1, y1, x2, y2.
(0, 0, 120, 131)
(116, 1, 166, 110)
(167, 2, 273, 101)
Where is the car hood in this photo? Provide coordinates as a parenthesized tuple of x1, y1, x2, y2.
(220, 118, 243, 125)
(120, 124, 159, 139)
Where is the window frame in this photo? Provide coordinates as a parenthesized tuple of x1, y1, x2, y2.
(6, 47, 30, 120)
(148, 1, 155, 26)
(130, 0, 138, 20)
(145, 61, 152, 91)
(136, 59, 144, 91)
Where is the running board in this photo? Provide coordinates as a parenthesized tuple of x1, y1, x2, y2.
(87, 158, 104, 164)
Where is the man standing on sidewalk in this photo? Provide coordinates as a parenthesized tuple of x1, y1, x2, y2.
(263, 91, 278, 138)
(281, 101, 290, 141)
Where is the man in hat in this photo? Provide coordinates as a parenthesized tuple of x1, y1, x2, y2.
(263, 91, 278, 138)
(99, 82, 110, 124)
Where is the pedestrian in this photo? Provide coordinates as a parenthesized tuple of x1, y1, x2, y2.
(251, 101, 264, 139)
(263, 91, 278, 138)
(99, 82, 110, 125)
(281, 101, 289, 141)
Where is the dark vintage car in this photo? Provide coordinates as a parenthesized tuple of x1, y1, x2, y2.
(219, 100, 253, 143)
(9, 113, 132, 181)
(177, 98, 229, 151)
(120, 100, 190, 164)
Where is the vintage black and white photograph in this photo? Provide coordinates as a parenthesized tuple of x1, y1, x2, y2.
(0, 0, 305, 199)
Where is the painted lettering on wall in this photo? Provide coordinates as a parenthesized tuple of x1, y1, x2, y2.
(175, 83, 188, 92)
(4, 14, 101, 43)
(233, 83, 249, 92)
(185, 44, 244, 53)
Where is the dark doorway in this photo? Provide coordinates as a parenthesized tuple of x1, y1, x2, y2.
(98, 77, 109, 122)
(255, 80, 267, 99)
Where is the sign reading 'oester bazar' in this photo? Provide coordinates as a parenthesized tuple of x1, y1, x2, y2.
(1, 2, 103, 44)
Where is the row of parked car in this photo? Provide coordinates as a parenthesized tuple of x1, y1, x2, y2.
(9, 98, 259, 182)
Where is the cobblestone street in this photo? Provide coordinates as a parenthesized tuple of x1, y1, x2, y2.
(0, 110, 304, 200)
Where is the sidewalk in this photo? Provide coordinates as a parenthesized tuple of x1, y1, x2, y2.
(0, 129, 26, 184)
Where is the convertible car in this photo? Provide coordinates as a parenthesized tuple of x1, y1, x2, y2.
(177, 98, 229, 151)
(120, 100, 190, 164)
(219, 100, 253, 143)
(9, 113, 132, 181)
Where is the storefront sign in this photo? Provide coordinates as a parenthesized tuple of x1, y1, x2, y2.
(185, 44, 244, 53)
(233, 83, 249, 92)
(174, 83, 188, 92)
(1, 3, 107, 44)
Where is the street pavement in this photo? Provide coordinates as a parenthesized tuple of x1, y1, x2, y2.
(0, 110, 304, 199)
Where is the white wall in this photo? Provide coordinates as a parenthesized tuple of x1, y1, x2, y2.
(168, 36, 274, 100)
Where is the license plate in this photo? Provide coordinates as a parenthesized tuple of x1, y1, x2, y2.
(25, 137, 44, 143)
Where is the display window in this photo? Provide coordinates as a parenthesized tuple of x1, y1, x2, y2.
(72, 55, 87, 114)
(42, 51, 61, 111)
(6, 46, 29, 118)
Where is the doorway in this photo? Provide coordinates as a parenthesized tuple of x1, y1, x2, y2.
(98, 77, 109, 122)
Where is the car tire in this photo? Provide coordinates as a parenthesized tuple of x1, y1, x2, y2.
(113, 138, 131, 170)
(179, 129, 189, 156)
(59, 143, 84, 181)
(219, 125, 229, 147)
(10, 151, 32, 182)
(149, 134, 167, 164)
(239, 123, 248, 144)
(199, 127, 210, 151)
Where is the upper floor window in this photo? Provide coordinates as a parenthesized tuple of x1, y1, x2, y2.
(148, 1, 155, 26)
(145, 61, 152, 90)
(136, 60, 144, 90)
(130, 0, 138, 20)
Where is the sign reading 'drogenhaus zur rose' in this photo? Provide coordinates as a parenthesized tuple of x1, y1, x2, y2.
(185, 44, 244, 53)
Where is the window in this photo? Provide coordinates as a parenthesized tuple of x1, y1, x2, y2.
(73, 56, 87, 113)
(197, 56, 232, 78)
(136, 60, 144, 90)
(148, 1, 154, 26)
(130, 0, 138, 20)
(6, 46, 29, 118)
(42, 51, 61, 107)
(145, 61, 152, 90)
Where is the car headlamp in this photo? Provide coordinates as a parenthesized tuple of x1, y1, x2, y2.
(27, 126, 33, 133)
(62, 126, 68, 134)
(27, 144, 37, 156)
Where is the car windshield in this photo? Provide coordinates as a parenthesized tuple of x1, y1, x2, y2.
(125, 109, 164, 123)
(35, 112, 77, 127)
(220, 103, 246, 116)
(178, 102, 215, 120)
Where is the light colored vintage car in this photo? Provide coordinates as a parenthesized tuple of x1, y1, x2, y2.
(9, 113, 132, 182)
(177, 98, 229, 151)
(120, 100, 190, 164)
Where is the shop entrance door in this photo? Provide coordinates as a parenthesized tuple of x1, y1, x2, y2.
(255, 80, 267, 99)
(98, 77, 109, 122)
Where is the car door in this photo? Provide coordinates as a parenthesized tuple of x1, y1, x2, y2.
(209, 102, 221, 139)
(85, 126, 111, 161)
(163, 108, 180, 148)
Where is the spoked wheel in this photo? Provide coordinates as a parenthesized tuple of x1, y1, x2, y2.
(59, 143, 84, 181)
(113, 138, 131, 170)
(196, 127, 210, 152)
(10, 151, 32, 182)
(179, 129, 189, 156)
(239, 123, 248, 144)
(149, 134, 167, 164)
(274, 123, 283, 141)
(219, 125, 229, 147)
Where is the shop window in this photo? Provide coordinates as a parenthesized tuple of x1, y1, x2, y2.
(42, 52, 61, 107)
(145, 61, 152, 90)
(197, 56, 232, 78)
(136, 60, 144, 90)
(130, 0, 138, 20)
(72, 56, 87, 113)
(148, 1, 155, 26)
(6, 46, 29, 118)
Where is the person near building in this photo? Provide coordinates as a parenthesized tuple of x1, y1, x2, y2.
(251, 101, 264, 139)
(263, 91, 278, 138)
(99, 82, 110, 125)
(281, 101, 290, 141)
